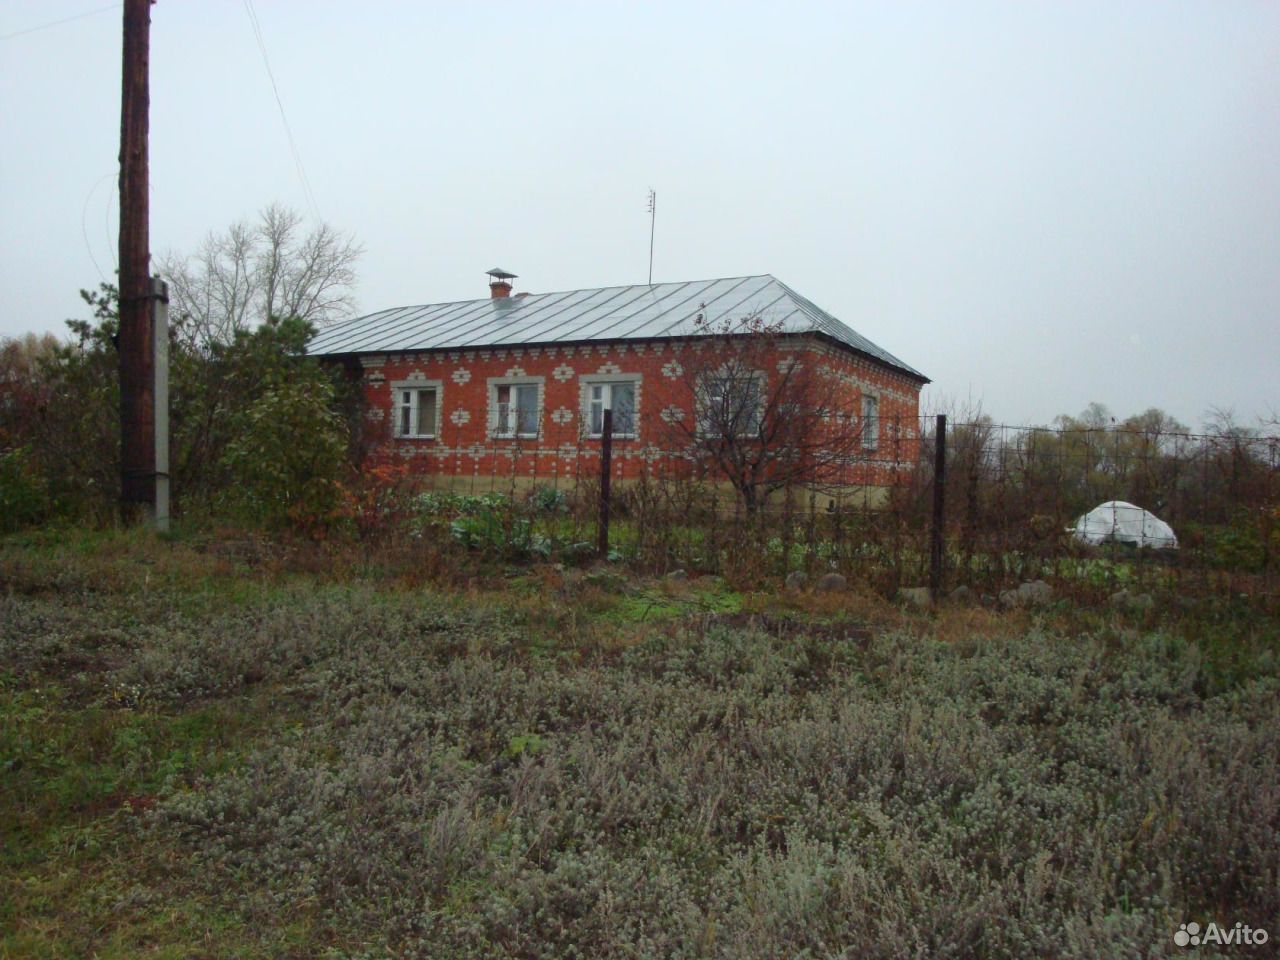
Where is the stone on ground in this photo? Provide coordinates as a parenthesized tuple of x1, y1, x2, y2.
(899, 586, 933, 610)
(815, 572, 848, 593)
(784, 571, 808, 592)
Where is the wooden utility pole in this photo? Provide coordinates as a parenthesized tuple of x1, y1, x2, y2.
(118, 0, 154, 522)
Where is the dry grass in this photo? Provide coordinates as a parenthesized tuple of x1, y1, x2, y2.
(2, 527, 1277, 958)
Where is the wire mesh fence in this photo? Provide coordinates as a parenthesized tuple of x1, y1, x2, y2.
(906, 418, 1279, 604)
(384, 416, 1279, 606)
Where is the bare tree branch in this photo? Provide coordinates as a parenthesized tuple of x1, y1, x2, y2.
(658, 315, 871, 511)
(158, 203, 361, 350)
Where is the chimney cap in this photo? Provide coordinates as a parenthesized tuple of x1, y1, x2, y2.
(485, 267, 517, 280)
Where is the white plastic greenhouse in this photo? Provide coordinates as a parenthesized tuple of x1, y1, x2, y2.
(1072, 501, 1178, 550)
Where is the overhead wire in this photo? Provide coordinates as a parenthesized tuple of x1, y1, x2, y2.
(0, 2, 120, 42)
(80, 171, 116, 285)
(241, 0, 321, 221)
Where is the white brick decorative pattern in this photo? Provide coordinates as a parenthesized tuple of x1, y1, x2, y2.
(504, 365, 527, 378)
(596, 362, 621, 375)
(661, 360, 683, 379)
(776, 358, 803, 375)
(406, 369, 428, 381)
(451, 368, 472, 385)
(365, 407, 385, 422)
(550, 406, 575, 425)
(552, 364, 575, 383)
(659, 405, 686, 424)
(449, 409, 471, 426)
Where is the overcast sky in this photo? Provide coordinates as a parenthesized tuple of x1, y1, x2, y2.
(2, 1, 1277, 430)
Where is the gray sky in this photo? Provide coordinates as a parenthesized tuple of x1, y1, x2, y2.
(2, 1, 1277, 430)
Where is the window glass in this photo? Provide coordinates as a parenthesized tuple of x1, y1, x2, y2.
(399, 392, 413, 437)
(589, 385, 605, 436)
(496, 383, 539, 437)
(396, 387, 437, 437)
(702, 375, 761, 436)
(515, 384, 539, 436)
(416, 390, 436, 436)
(496, 385, 512, 436)
(612, 382, 636, 434)
(862, 395, 879, 450)
(588, 381, 637, 436)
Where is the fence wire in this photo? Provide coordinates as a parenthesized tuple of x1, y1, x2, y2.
(391, 417, 1279, 605)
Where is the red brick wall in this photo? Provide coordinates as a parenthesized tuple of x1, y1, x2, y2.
(352, 336, 922, 490)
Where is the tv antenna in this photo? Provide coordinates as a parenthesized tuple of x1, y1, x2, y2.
(647, 188, 656, 285)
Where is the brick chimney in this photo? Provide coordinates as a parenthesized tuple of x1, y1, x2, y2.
(486, 267, 517, 299)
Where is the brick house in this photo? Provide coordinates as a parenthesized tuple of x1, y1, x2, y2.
(308, 271, 928, 499)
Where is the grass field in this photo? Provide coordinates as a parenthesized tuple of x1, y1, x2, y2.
(1, 528, 1277, 958)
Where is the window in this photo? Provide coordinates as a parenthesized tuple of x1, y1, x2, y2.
(494, 382, 540, 438)
(699, 373, 763, 437)
(392, 382, 440, 438)
(862, 394, 879, 450)
(587, 381, 637, 437)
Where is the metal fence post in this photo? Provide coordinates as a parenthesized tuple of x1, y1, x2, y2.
(598, 408, 613, 559)
(150, 277, 169, 532)
(930, 414, 947, 599)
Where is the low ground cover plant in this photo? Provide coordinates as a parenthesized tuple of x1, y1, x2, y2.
(407, 488, 592, 563)
(2, 531, 1276, 958)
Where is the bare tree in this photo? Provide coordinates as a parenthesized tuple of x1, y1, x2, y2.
(661, 316, 869, 512)
(159, 203, 361, 349)
(1203, 405, 1259, 441)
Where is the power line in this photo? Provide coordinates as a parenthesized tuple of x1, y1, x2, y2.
(80, 170, 115, 284)
(0, 2, 120, 42)
(241, 0, 320, 220)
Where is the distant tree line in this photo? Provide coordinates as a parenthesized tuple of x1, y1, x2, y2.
(908, 400, 1278, 571)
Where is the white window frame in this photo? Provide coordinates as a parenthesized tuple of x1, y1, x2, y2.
(697, 369, 765, 438)
(580, 373, 641, 439)
(488, 375, 545, 440)
(861, 392, 880, 451)
(390, 379, 443, 439)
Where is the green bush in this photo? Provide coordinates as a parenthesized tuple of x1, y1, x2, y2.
(1206, 512, 1269, 571)
(449, 508, 551, 560)
(1, 288, 359, 532)
(218, 378, 350, 531)
(526, 484, 569, 515)
(0, 447, 49, 532)
(410, 490, 580, 561)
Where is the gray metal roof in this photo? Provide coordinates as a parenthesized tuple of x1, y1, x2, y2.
(308, 275, 927, 381)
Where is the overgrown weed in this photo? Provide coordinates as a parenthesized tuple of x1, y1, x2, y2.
(2, 527, 1277, 957)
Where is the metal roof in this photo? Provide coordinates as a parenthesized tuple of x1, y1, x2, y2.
(308, 275, 928, 381)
